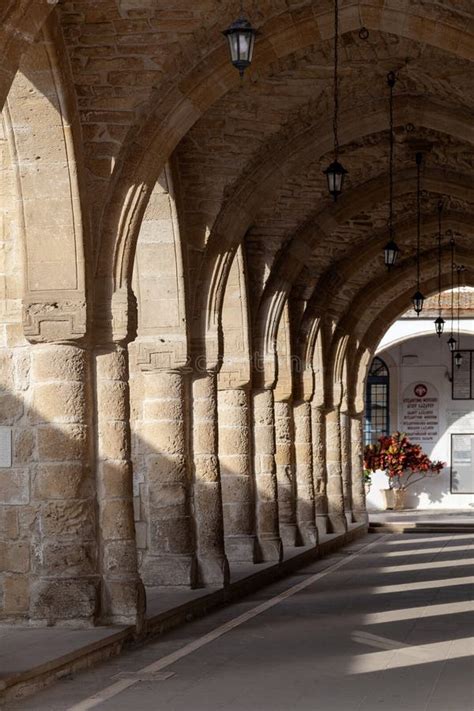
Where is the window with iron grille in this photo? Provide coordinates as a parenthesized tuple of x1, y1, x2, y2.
(364, 357, 390, 445)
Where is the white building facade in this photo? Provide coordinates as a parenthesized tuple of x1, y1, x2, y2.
(366, 312, 474, 511)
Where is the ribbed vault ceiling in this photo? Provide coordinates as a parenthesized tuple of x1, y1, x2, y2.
(2, 0, 472, 357)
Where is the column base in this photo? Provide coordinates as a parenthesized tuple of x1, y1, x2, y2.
(30, 577, 100, 626)
(102, 578, 146, 629)
(345, 511, 354, 525)
(298, 522, 318, 546)
(280, 523, 299, 547)
(328, 513, 348, 533)
(224, 535, 258, 563)
(315, 514, 329, 536)
(352, 509, 369, 524)
(198, 554, 230, 587)
(141, 554, 197, 587)
(257, 535, 283, 562)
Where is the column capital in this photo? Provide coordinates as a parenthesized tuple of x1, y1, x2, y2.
(311, 402, 330, 415)
(135, 336, 190, 373)
(252, 351, 277, 391)
(23, 298, 87, 346)
(94, 283, 137, 347)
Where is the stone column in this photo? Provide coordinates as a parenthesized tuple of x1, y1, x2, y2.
(29, 344, 100, 625)
(252, 388, 283, 561)
(218, 387, 257, 562)
(192, 372, 229, 585)
(274, 399, 298, 546)
(96, 345, 145, 626)
(351, 414, 369, 523)
(340, 410, 354, 524)
(140, 369, 196, 585)
(311, 405, 329, 536)
(293, 401, 318, 546)
(325, 407, 347, 533)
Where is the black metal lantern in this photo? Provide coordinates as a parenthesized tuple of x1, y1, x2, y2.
(384, 72, 400, 268)
(223, 16, 257, 78)
(447, 336, 457, 352)
(412, 290, 424, 315)
(384, 239, 400, 268)
(434, 316, 445, 337)
(324, 160, 347, 199)
(454, 351, 463, 368)
(324, 0, 347, 200)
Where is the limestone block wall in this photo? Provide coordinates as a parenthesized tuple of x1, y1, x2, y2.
(0, 127, 34, 620)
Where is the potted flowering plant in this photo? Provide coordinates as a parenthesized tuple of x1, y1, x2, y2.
(363, 432, 445, 510)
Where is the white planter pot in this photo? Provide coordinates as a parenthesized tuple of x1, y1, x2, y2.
(394, 488, 407, 510)
(380, 488, 395, 510)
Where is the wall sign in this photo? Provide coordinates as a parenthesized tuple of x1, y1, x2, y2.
(402, 381, 439, 443)
(451, 433, 474, 494)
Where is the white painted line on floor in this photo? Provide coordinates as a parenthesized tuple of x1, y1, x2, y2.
(112, 671, 175, 682)
(67, 535, 386, 711)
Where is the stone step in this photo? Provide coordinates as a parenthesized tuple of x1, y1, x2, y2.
(369, 521, 474, 534)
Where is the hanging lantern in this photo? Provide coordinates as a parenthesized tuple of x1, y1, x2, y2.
(434, 316, 445, 337)
(454, 351, 463, 368)
(324, 0, 348, 200)
(324, 160, 348, 199)
(223, 17, 257, 78)
(384, 239, 400, 268)
(412, 290, 424, 315)
(447, 336, 457, 352)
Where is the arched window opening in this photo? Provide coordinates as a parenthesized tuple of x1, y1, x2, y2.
(364, 357, 390, 445)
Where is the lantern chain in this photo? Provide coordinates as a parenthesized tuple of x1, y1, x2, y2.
(333, 0, 339, 160)
(388, 72, 395, 239)
(450, 238, 455, 339)
(437, 200, 443, 316)
(456, 265, 465, 350)
(416, 152, 422, 290)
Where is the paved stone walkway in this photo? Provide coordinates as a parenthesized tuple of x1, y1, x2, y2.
(6, 532, 474, 711)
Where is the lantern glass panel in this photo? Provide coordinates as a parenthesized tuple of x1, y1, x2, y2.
(412, 291, 424, 315)
(434, 317, 445, 337)
(447, 336, 457, 352)
(228, 33, 240, 62)
(384, 240, 399, 267)
(324, 161, 346, 198)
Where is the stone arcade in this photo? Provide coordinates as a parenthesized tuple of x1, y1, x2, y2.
(0, 0, 473, 651)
